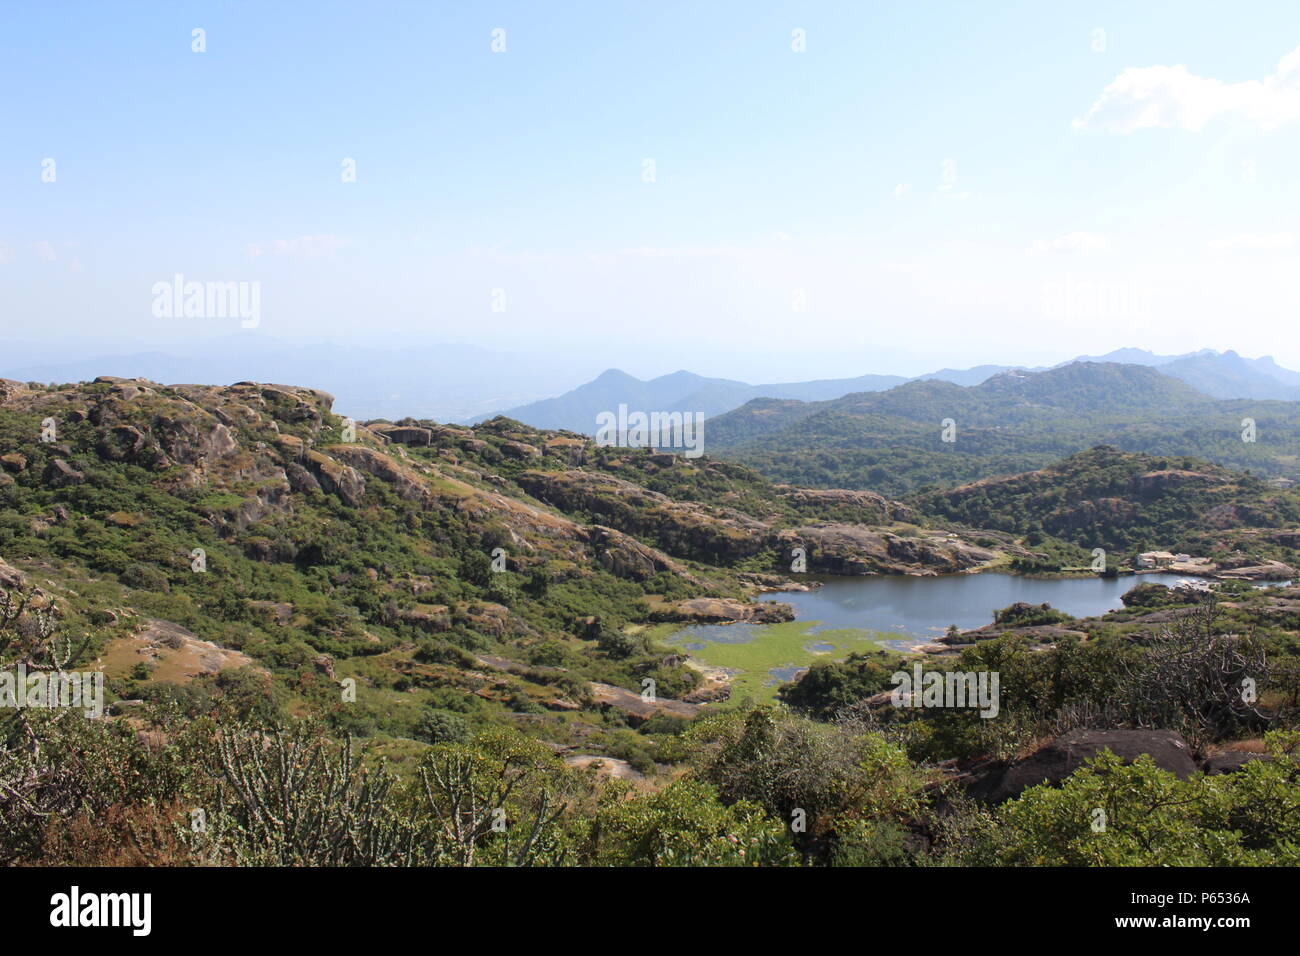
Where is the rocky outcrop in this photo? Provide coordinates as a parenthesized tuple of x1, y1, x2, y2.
(284, 462, 322, 494)
(152, 417, 239, 465)
(543, 436, 587, 465)
(0, 379, 28, 404)
(43, 459, 85, 487)
(585, 526, 685, 581)
(102, 619, 264, 683)
(400, 604, 452, 632)
(965, 729, 1198, 803)
(465, 603, 513, 637)
(500, 440, 541, 460)
(1215, 560, 1294, 581)
(655, 597, 794, 624)
(563, 755, 647, 780)
(518, 470, 770, 563)
(330, 445, 433, 505)
(779, 487, 915, 524)
(305, 450, 366, 506)
(775, 525, 996, 575)
(941, 622, 1086, 645)
(522, 470, 996, 575)
(369, 424, 434, 446)
(1203, 751, 1268, 774)
(0, 557, 28, 590)
(96, 424, 160, 466)
(588, 681, 702, 724)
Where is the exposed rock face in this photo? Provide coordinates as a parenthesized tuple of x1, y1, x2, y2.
(518, 469, 770, 563)
(369, 424, 434, 446)
(965, 729, 1199, 803)
(942, 622, 1086, 645)
(305, 450, 366, 506)
(500, 440, 541, 459)
(522, 470, 994, 575)
(284, 462, 322, 494)
(0, 557, 28, 590)
(775, 525, 996, 575)
(104, 619, 263, 682)
(0, 379, 28, 404)
(465, 603, 513, 637)
(1203, 751, 1268, 774)
(588, 681, 701, 724)
(563, 755, 646, 780)
(331, 445, 433, 505)
(585, 526, 685, 581)
(779, 487, 915, 524)
(400, 604, 452, 632)
(656, 597, 794, 624)
(544, 437, 587, 465)
(43, 459, 85, 487)
(1216, 560, 1295, 581)
(96, 424, 154, 465)
(153, 417, 239, 465)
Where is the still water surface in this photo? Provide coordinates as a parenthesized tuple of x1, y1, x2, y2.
(758, 571, 1213, 638)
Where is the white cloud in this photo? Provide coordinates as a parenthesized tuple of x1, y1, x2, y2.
(892, 183, 911, 196)
(33, 241, 57, 262)
(1031, 231, 1109, 254)
(1075, 45, 1300, 132)
(1209, 232, 1295, 250)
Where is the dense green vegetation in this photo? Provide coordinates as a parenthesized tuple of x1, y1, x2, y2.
(917, 445, 1300, 560)
(2, 375, 1300, 867)
(707, 363, 1300, 495)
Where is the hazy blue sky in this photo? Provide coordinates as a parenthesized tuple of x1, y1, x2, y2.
(5, 1, 1300, 382)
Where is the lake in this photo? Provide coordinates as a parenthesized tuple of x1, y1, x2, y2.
(666, 571, 1221, 700)
(758, 571, 1215, 639)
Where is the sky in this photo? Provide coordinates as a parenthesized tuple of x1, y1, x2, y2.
(4, 0, 1300, 384)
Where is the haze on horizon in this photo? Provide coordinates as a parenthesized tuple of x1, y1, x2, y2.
(5, 1, 1300, 387)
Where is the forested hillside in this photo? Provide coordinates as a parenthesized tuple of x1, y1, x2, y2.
(917, 446, 1300, 561)
(3, 375, 1299, 868)
(708, 363, 1300, 494)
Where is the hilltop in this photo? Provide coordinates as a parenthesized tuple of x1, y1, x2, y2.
(0, 374, 1024, 742)
(3, 375, 1300, 869)
(470, 349, 1300, 433)
(706, 362, 1300, 494)
(917, 445, 1300, 571)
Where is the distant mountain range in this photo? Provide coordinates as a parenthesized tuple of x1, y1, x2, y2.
(2, 340, 594, 423)
(470, 368, 911, 431)
(704, 361, 1300, 495)
(11, 343, 1300, 433)
(477, 349, 1300, 433)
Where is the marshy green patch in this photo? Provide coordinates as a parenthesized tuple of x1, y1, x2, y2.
(667, 620, 894, 703)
